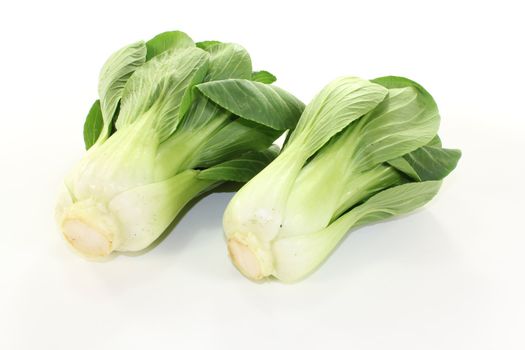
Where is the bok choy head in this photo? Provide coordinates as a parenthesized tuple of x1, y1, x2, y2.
(56, 31, 304, 258)
(223, 76, 461, 282)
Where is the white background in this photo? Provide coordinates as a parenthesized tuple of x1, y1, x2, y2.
(1, 1, 524, 349)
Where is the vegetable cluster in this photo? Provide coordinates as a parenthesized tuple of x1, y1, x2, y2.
(57, 30, 460, 283)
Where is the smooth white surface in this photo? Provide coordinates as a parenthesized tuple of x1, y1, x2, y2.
(1, 1, 524, 349)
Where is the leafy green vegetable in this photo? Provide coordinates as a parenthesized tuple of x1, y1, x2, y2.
(57, 31, 304, 258)
(223, 76, 460, 282)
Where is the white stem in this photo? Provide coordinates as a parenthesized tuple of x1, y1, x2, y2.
(59, 198, 121, 258)
(227, 232, 274, 281)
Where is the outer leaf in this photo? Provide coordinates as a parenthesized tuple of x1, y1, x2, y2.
(427, 135, 442, 147)
(197, 79, 304, 130)
(332, 164, 406, 219)
(252, 70, 276, 84)
(196, 40, 222, 50)
(117, 48, 209, 141)
(178, 43, 253, 131)
(98, 41, 146, 138)
(198, 146, 279, 182)
(204, 43, 252, 81)
(385, 157, 420, 180)
(83, 100, 103, 150)
(353, 181, 442, 226)
(388, 145, 461, 181)
(272, 181, 442, 282)
(178, 93, 225, 132)
(145, 31, 195, 61)
(349, 76, 440, 171)
(195, 118, 281, 167)
(286, 77, 388, 158)
(372, 76, 438, 104)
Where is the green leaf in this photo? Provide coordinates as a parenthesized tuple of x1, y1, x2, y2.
(98, 41, 146, 140)
(145, 31, 195, 61)
(83, 100, 103, 150)
(332, 164, 406, 219)
(286, 77, 388, 159)
(204, 43, 252, 81)
(388, 145, 461, 181)
(427, 135, 442, 147)
(385, 157, 420, 180)
(177, 43, 253, 131)
(197, 79, 304, 130)
(178, 92, 225, 132)
(348, 76, 440, 171)
(195, 118, 281, 167)
(117, 47, 209, 141)
(252, 70, 276, 84)
(353, 181, 442, 227)
(198, 146, 279, 182)
(196, 40, 222, 50)
(372, 76, 438, 105)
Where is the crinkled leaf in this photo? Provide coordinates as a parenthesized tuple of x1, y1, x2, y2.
(178, 92, 226, 131)
(388, 145, 461, 181)
(117, 48, 209, 141)
(332, 164, 406, 220)
(195, 118, 281, 167)
(252, 70, 276, 84)
(353, 181, 442, 226)
(349, 76, 440, 171)
(83, 100, 103, 150)
(204, 43, 252, 81)
(196, 40, 221, 50)
(385, 157, 420, 180)
(198, 146, 279, 182)
(197, 79, 304, 130)
(178, 44, 253, 131)
(287, 77, 388, 158)
(98, 41, 146, 139)
(145, 31, 195, 61)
